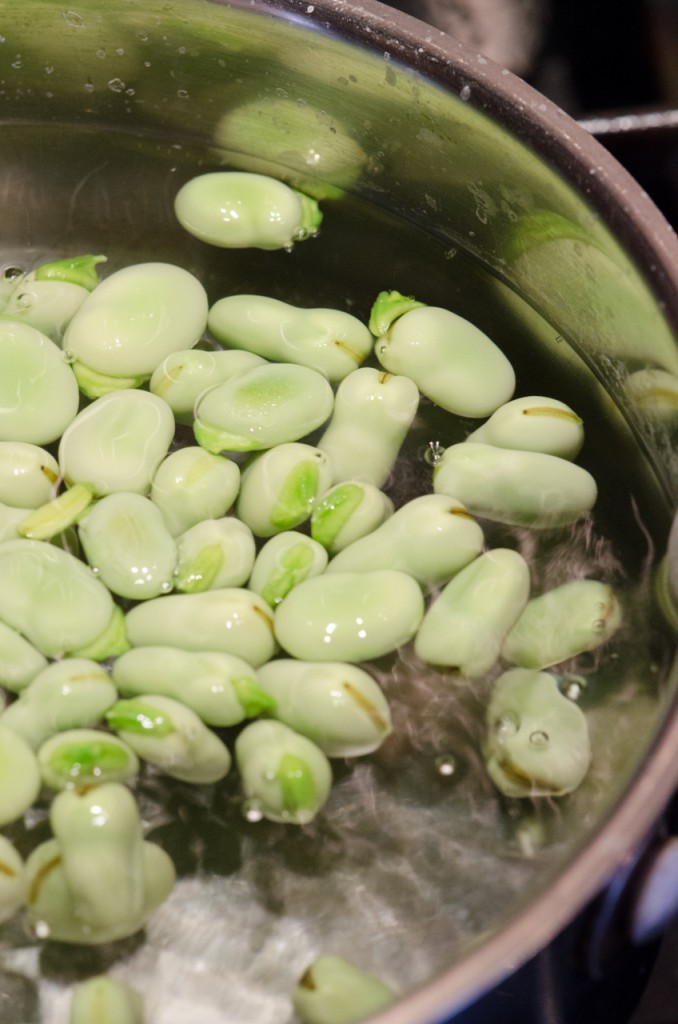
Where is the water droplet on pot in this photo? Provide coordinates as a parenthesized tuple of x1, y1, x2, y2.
(495, 711, 519, 737)
(63, 11, 86, 28)
(422, 440, 445, 465)
(107, 77, 125, 93)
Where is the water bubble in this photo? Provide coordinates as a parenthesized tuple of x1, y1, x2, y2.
(176, 88, 189, 100)
(84, 81, 94, 93)
(16, 292, 31, 310)
(422, 440, 445, 465)
(63, 11, 86, 28)
(443, 248, 458, 260)
(494, 711, 519, 737)
(3, 266, 23, 281)
(529, 730, 549, 749)
(107, 77, 125, 93)
(34, 920, 50, 939)
(434, 754, 457, 777)
(11, 57, 22, 70)
(96, 48, 106, 59)
(160, 581, 172, 593)
(242, 799, 263, 823)
(460, 84, 471, 101)
(560, 674, 586, 701)
(90, 566, 100, 575)
(62, 349, 76, 364)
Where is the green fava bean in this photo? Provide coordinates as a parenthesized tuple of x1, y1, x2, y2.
(310, 481, 394, 555)
(17, 483, 94, 541)
(235, 719, 332, 824)
(194, 362, 334, 453)
(327, 494, 484, 586)
(150, 347, 266, 423)
(237, 443, 333, 538)
(0, 539, 118, 658)
(466, 395, 584, 459)
(151, 446, 240, 537)
(2, 277, 89, 342)
(174, 517, 256, 592)
(59, 390, 175, 497)
(414, 548, 531, 678)
(70, 975, 143, 1024)
(258, 660, 392, 757)
(38, 729, 140, 791)
(0, 320, 79, 444)
(112, 646, 271, 726)
(62, 262, 208, 379)
(106, 695, 232, 784)
(0, 725, 41, 826)
(502, 578, 622, 669)
(317, 367, 420, 487)
(274, 570, 424, 662)
(0, 442, 58, 508)
(174, 171, 322, 250)
(0, 619, 47, 692)
(248, 531, 329, 608)
(433, 442, 598, 528)
(372, 294, 515, 418)
(484, 668, 591, 797)
(1, 658, 118, 749)
(207, 294, 373, 382)
(125, 588, 276, 667)
(26, 782, 175, 943)
(0, 836, 27, 925)
(78, 492, 178, 600)
(292, 955, 396, 1024)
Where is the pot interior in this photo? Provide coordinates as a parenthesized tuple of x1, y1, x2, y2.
(1, 2, 678, 1022)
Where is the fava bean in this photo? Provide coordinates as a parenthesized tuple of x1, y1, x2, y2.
(274, 570, 424, 662)
(414, 548, 531, 677)
(502, 578, 622, 669)
(207, 294, 373, 382)
(150, 446, 240, 537)
(150, 348, 266, 423)
(248, 531, 329, 607)
(258, 660, 392, 757)
(318, 367, 419, 487)
(78, 492, 178, 600)
(236, 443, 333, 538)
(292, 955, 396, 1024)
(484, 668, 591, 797)
(371, 292, 515, 417)
(0, 725, 41, 826)
(0, 836, 26, 925)
(106, 695, 232, 784)
(0, 619, 47, 692)
(310, 481, 394, 555)
(37, 729, 140, 791)
(0, 442, 58, 508)
(174, 516, 256, 592)
(193, 362, 334, 453)
(112, 646, 272, 726)
(433, 442, 598, 528)
(69, 975, 143, 1024)
(1, 277, 89, 343)
(59, 390, 175, 497)
(125, 588, 276, 666)
(327, 494, 484, 586)
(17, 483, 94, 541)
(235, 719, 332, 824)
(466, 395, 584, 459)
(33, 253, 106, 291)
(174, 171, 322, 250)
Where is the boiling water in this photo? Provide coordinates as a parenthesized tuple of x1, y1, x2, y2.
(0, 123, 675, 1023)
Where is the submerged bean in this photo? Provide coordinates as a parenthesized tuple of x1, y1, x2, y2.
(248, 531, 329, 608)
(150, 446, 240, 537)
(174, 517, 256, 592)
(433, 442, 598, 528)
(0, 442, 59, 508)
(78, 492, 178, 600)
(484, 668, 591, 797)
(236, 443, 333, 538)
(0, 320, 79, 444)
(258, 660, 392, 757)
(502, 578, 622, 669)
(1, 658, 118, 749)
(466, 395, 584, 459)
(63, 262, 208, 379)
(150, 347, 266, 423)
(292, 955, 396, 1024)
(414, 548, 531, 678)
(0, 836, 27, 925)
(59, 390, 175, 497)
(235, 719, 332, 824)
(106, 695, 232, 784)
(38, 729, 140, 791)
(174, 171, 322, 250)
(1, 278, 89, 342)
(0, 619, 47, 692)
(207, 294, 373, 382)
(194, 362, 334, 453)
(274, 570, 424, 662)
(69, 975, 144, 1024)
(125, 588, 276, 667)
(372, 293, 515, 417)
(0, 725, 41, 827)
(327, 494, 484, 586)
(310, 481, 394, 555)
(112, 646, 272, 726)
(317, 367, 419, 487)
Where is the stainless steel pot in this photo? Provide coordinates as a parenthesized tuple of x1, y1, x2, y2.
(2, 2, 678, 1022)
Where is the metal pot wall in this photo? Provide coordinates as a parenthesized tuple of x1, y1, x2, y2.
(2, 2, 678, 1022)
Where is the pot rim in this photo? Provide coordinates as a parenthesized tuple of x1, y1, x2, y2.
(224, 0, 678, 1018)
